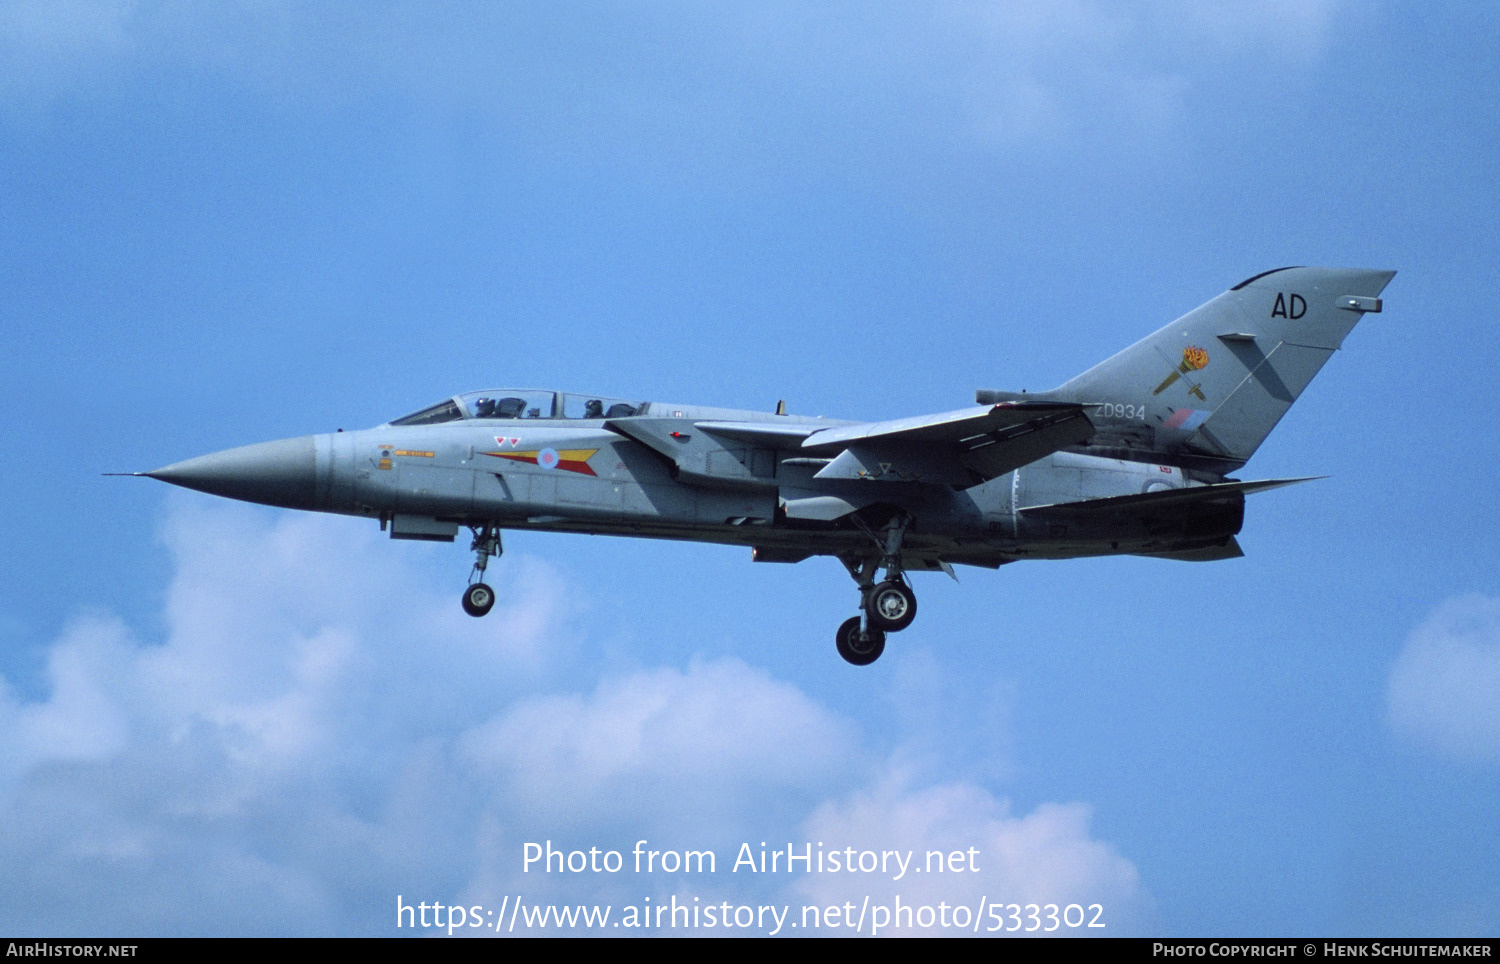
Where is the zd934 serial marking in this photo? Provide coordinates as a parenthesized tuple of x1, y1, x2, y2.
(1096, 402, 1149, 421)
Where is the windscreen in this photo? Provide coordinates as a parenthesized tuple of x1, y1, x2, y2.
(390, 398, 463, 426)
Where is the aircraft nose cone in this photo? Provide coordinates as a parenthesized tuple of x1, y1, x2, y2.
(147, 435, 318, 510)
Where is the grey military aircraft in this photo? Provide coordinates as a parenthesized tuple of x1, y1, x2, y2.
(134, 267, 1393, 665)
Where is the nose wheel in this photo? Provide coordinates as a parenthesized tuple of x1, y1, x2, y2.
(462, 524, 503, 617)
(462, 582, 496, 617)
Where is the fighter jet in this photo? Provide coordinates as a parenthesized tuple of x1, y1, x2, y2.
(134, 267, 1393, 665)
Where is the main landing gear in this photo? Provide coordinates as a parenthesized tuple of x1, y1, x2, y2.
(834, 515, 918, 666)
(461, 524, 502, 617)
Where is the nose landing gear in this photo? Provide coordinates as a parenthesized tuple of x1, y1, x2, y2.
(462, 524, 502, 617)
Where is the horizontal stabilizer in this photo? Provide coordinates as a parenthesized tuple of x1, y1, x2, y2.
(1134, 537, 1245, 562)
(1019, 476, 1320, 518)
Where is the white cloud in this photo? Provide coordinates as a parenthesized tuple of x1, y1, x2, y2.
(1388, 594, 1500, 763)
(0, 499, 1145, 935)
(0, 616, 132, 776)
(460, 659, 861, 832)
(0, 501, 575, 933)
(795, 772, 1151, 935)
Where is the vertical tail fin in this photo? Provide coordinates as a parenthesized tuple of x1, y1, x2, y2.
(1047, 267, 1395, 471)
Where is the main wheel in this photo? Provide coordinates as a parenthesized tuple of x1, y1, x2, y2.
(836, 616, 886, 666)
(462, 582, 496, 617)
(865, 580, 917, 632)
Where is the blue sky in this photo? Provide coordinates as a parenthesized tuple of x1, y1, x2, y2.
(2, 1, 1498, 937)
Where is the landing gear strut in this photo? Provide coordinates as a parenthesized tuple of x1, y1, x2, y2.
(833, 514, 917, 665)
(462, 524, 502, 617)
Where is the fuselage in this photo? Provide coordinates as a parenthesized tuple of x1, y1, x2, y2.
(137, 267, 1394, 663)
(149, 388, 1244, 570)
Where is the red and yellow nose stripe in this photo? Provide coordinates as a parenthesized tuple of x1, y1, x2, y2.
(484, 447, 598, 476)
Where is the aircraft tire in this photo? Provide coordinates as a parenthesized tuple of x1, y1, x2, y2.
(462, 582, 496, 617)
(836, 616, 885, 666)
(865, 580, 917, 632)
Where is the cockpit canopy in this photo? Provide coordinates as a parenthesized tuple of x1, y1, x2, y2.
(390, 390, 645, 426)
